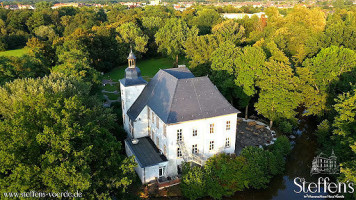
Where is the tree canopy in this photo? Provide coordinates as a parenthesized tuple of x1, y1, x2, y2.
(0, 74, 136, 199)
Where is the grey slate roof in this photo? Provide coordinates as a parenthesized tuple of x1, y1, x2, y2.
(125, 137, 168, 168)
(127, 67, 240, 124)
(120, 76, 147, 87)
(127, 49, 136, 59)
(120, 67, 147, 87)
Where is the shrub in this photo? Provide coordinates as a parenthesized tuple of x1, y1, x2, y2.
(204, 154, 248, 199)
(278, 120, 293, 133)
(180, 163, 206, 200)
(270, 135, 292, 157)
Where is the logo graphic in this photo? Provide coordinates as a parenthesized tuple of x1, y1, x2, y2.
(310, 150, 339, 176)
(293, 149, 354, 199)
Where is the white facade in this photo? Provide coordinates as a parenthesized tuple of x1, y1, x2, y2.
(149, 110, 237, 177)
(120, 83, 146, 135)
(125, 141, 168, 183)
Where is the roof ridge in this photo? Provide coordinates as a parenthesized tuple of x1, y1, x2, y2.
(165, 75, 179, 122)
(128, 70, 164, 115)
(161, 69, 179, 80)
(192, 78, 203, 113)
(147, 70, 166, 105)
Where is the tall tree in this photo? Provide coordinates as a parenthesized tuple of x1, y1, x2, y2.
(0, 74, 136, 199)
(189, 8, 222, 35)
(255, 60, 301, 127)
(212, 19, 245, 45)
(184, 34, 218, 68)
(155, 18, 198, 65)
(332, 89, 356, 189)
(211, 41, 266, 118)
(297, 46, 356, 116)
(116, 22, 149, 53)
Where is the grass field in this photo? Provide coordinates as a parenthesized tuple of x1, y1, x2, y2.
(103, 83, 119, 92)
(0, 48, 28, 57)
(102, 56, 189, 102)
(104, 57, 189, 81)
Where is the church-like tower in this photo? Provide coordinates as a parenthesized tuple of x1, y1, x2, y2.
(120, 49, 147, 136)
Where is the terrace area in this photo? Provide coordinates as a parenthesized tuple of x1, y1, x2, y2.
(235, 118, 277, 154)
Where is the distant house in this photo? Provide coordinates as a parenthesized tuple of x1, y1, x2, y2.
(4, 5, 19, 10)
(221, 12, 267, 19)
(18, 5, 35, 9)
(51, 3, 79, 9)
(120, 50, 240, 184)
(149, 0, 161, 6)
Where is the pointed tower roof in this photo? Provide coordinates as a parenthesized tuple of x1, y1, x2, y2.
(119, 49, 147, 87)
(330, 149, 337, 158)
(127, 49, 136, 60)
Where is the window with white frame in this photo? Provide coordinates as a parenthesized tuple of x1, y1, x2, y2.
(226, 121, 231, 130)
(159, 166, 165, 178)
(192, 144, 198, 154)
(209, 141, 214, 151)
(163, 124, 167, 137)
(210, 124, 214, 134)
(129, 121, 134, 135)
(177, 129, 182, 141)
(192, 129, 197, 136)
(147, 107, 150, 119)
(152, 111, 155, 124)
(164, 145, 167, 155)
(225, 138, 230, 148)
(148, 126, 151, 138)
(156, 136, 159, 147)
(177, 148, 182, 158)
(156, 116, 159, 128)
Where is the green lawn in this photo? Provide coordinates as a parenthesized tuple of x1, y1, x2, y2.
(0, 48, 28, 57)
(105, 93, 119, 100)
(101, 57, 190, 102)
(104, 57, 189, 81)
(103, 83, 119, 92)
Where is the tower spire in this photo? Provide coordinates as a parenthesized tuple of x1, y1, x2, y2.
(127, 47, 136, 68)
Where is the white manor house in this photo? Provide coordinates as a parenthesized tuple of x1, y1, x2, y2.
(120, 51, 240, 184)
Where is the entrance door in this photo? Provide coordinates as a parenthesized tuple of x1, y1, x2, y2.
(177, 165, 182, 175)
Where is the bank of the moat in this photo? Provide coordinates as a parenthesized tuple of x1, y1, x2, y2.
(226, 117, 329, 200)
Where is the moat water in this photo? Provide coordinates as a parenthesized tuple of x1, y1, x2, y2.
(226, 117, 329, 200)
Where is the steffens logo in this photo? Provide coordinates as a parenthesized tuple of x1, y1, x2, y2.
(294, 150, 354, 199)
(310, 150, 339, 176)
